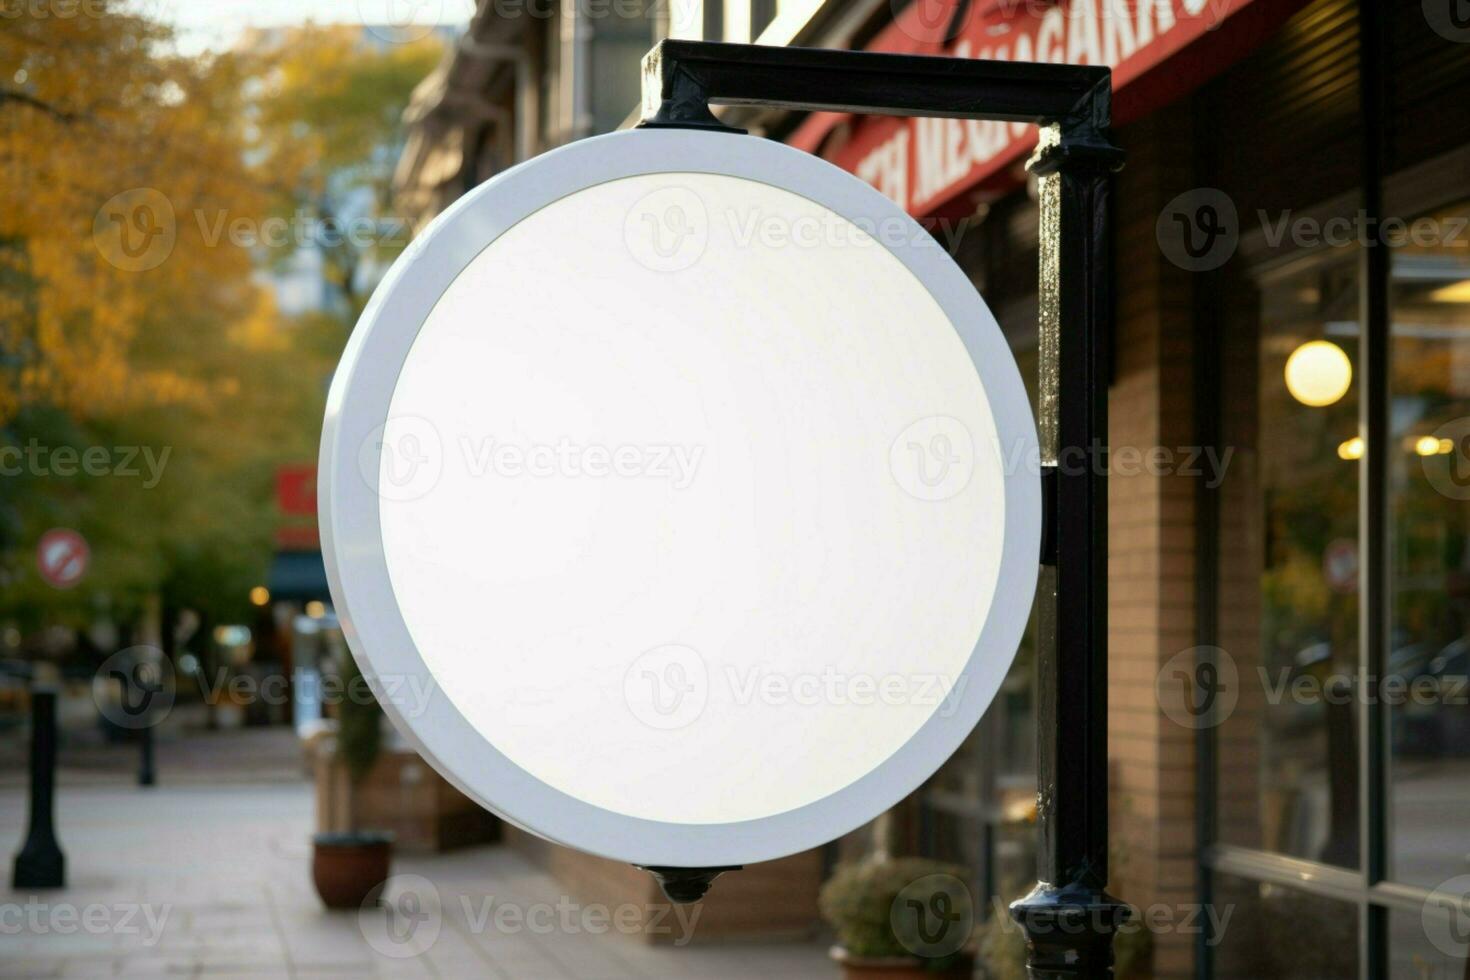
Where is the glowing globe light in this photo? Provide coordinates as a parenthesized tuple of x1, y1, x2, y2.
(319, 130, 1040, 867)
(1415, 435, 1447, 457)
(1285, 340, 1352, 407)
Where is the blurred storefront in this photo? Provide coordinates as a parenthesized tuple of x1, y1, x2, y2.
(396, 0, 1470, 975)
(764, 0, 1470, 977)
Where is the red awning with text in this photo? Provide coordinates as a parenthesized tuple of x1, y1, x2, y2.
(788, 0, 1304, 215)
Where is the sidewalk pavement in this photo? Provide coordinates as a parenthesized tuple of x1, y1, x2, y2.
(0, 698, 309, 789)
(1, 755, 832, 978)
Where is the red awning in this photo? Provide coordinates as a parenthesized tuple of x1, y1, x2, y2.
(788, 0, 1308, 215)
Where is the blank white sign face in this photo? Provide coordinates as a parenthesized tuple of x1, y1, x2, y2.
(321, 129, 1039, 867)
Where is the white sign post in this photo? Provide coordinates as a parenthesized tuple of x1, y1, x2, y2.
(320, 128, 1039, 876)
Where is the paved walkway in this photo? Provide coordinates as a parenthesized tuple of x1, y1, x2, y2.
(1, 751, 831, 977)
(0, 700, 308, 789)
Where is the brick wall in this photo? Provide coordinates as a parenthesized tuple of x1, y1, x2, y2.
(1107, 102, 1202, 980)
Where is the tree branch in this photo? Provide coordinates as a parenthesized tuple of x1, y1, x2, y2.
(0, 88, 79, 123)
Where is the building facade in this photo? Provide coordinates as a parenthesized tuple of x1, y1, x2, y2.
(395, 1, 1470, 977)
(395, 0, 673, 229)
(761, 2, 1470, 978)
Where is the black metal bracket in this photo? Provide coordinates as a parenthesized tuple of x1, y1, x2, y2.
(637, 865, 742, 904)
(639, 39, 1107, 125)
(634, 40, 1128, 975)
(637, 46, 746, 133)
(1040, 464, 1058, 566)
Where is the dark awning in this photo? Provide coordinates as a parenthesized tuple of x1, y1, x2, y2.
(266, 550, 329, 602)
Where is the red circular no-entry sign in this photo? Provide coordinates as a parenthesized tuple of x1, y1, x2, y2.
(37, 528, 89, 589)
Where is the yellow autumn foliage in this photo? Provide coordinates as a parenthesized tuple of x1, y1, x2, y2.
(1, 3, 268, 421)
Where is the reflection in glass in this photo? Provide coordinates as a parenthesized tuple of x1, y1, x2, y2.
(1212, 873, 1357, 979)
(1217, 251, 1360, 866)
(1391, 905, 1470, 979)
(1389, 200, 1470, 890)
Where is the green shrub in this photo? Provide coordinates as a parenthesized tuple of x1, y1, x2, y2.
(819, 856, 973, 967)
(336, 653, 382, 784)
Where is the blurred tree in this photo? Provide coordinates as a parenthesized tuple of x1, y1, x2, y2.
(246, 26, 444, 319)
(0, 8, 433, 657)
(0, 4, 263, 419)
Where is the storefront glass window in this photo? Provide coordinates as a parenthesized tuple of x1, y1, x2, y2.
(1211, 874, 1358, 980)
(1217, 250, 1361, 867)
(1391, 906, 1469, 978)
(1387, 200, 1470, 890)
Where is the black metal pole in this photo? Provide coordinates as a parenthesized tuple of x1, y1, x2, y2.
(1008, 104, 1129, 980)
(636, 41, 1128, 972)
(1356, 0, 1390, 974)
(13, 686, 66, 889)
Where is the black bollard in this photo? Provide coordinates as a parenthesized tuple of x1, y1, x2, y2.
(138, 722, 156, 787)
(111, 655, 160, 787)
(13, 686, 66, 889)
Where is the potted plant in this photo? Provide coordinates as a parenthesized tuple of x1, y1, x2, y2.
(820, 857, 977, 978)
(310, 653, 393, 909)
(307, 660, 499, 854)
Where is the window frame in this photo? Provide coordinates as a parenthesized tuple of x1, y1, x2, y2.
(1196, 39, 1470, 980)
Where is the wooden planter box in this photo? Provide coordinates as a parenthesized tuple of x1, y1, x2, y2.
(504, 824, 823, 943)
(311, 736, 499, 852)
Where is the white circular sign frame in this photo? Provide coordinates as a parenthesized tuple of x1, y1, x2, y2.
(320, 128, 1040, 867)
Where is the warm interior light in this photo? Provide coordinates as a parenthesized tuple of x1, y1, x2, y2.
(1441, 437, 1456, 454)
(1338, 436, 1365, 460)
(1429, 279, 1470, 304)
(213, 624, 251, 646)
(1416, 434, 1446, 456)
(1285, 340, 1352, 407)
(249, 586, 270, 606)
(304, 600, 326, 618)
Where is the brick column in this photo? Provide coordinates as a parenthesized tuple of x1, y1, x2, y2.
(1106, 103, 1203, 980)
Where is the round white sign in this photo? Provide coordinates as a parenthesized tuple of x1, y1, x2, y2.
(320, 128, 1040, 867)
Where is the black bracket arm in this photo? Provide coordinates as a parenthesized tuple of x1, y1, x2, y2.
(638, 39, 1111, 133)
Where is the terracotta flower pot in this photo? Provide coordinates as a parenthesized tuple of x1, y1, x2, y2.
(311, 831, 393, 909)
(829, 945, 976, 980)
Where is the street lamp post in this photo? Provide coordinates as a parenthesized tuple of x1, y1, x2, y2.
(637, 40, 1128, 977)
